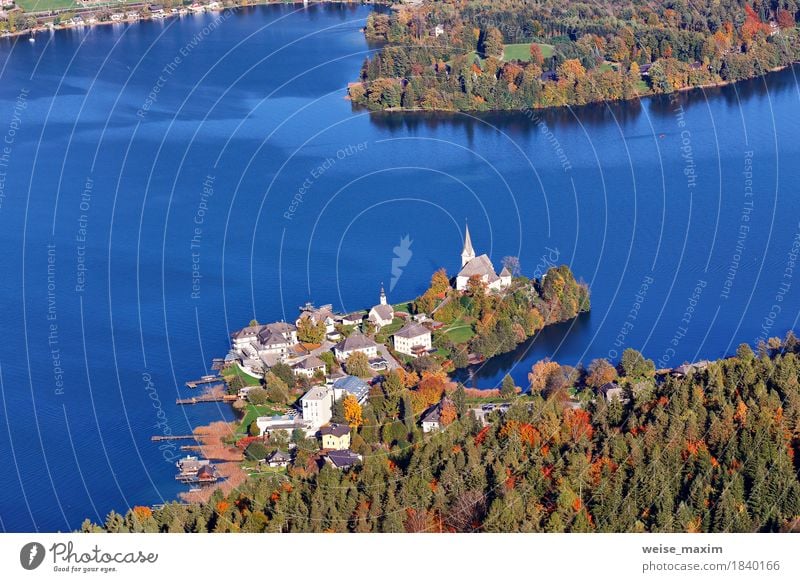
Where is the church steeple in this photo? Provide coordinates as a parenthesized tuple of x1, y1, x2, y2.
(461, 222, 476, 267)
(379, 284, 387, 305)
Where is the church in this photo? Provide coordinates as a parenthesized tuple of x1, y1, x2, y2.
(455, 223, 512, 292)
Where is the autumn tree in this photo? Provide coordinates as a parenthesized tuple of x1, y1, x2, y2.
(346, 351, 372, 378)
(343, 394, 363, 427)
(777, 9, 796, 30)
(586, 358, 618, 388)
(297, 315, 326, 343)
(439, 400, 457, 426)
(529, 43, 544, 66)
(528, 359, 562, 393)
(482, 26, 504, 58)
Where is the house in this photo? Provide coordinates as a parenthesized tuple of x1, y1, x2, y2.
(265, 450, 291, 468)
(297, 303, 336, 334)
(368, 286, 394, 330)
(300, 385, 335, 429)
(672, 360, 711, 378)
(256, 414, 310, 436)
(292, 355, 326, 379)
(340, 312, 364, 326)
(333, 331, 379, 362)
(455, 223, 511, 292)
(434, 24, 445, 37)
(599, 382, 626, 403)
(332, 375, 370, 404)
(325, 449, 362, 469)
(393, 322, 432, 357)
(420, 397, 453, 433)
(320, 423, 351, 450)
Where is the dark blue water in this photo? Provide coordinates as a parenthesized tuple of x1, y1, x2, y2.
(0, 4, 799, 532)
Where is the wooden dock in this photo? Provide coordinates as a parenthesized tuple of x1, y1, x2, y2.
(176, 394, 237, 405)
(151, 435, 197, 442)
(185, 375, 223, 389)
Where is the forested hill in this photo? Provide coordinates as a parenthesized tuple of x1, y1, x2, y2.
(84, 337, 800, 533)
(349, 0, 800, 111)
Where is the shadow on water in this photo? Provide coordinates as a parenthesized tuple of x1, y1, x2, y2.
(452, 311, 592, 389)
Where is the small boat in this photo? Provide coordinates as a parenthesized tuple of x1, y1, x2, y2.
(28, 35, 35, 43)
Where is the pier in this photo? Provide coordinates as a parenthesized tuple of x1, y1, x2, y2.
(185, 374, 223, 389)
(176, 394, 237, 405)
(151, 435, 198, 442)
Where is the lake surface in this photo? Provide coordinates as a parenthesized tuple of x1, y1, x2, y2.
(0, 4, 799, 532)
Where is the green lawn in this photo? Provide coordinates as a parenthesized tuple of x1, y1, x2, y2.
(440, 318, 475, 344)
(504, 42, 554, 62)
(224, 363, 262, 387)
(392, 301, 413, 314)
(238, 404, 282, 433)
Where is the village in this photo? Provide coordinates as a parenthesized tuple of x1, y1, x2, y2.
(172, 224, 519, 484)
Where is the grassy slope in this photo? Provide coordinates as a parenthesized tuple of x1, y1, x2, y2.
(503, 42, 554, 61)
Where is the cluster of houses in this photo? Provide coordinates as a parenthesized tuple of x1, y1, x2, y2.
(1, 1, 226, 37)
(226, 223, 516, 468)
(230, 287, 435, 379)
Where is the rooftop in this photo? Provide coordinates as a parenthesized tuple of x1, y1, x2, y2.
(326, 449, 361, 468)
(332, 375, 370, 402)
(394, 321, 430, 339)
(301, 385, 332, 402)
(335, 331, 378, 352)
(320, 423, 350, 437)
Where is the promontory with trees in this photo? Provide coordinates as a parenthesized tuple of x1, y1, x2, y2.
(349, 0, 800, 111)
(83, 334, 800, 532)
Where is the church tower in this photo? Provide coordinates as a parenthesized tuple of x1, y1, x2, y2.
(461, 222, 476, 267)
(379, 284, 387, 305)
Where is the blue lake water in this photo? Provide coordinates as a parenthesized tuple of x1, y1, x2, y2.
(0, 4, 799, 532)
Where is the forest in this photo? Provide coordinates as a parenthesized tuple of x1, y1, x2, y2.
(349, 0, 800, 111)
(83, 334, 800, 533)
(415, 264, 590, 370)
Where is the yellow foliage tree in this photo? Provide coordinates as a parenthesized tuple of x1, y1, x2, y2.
(343, 394, 363, 427)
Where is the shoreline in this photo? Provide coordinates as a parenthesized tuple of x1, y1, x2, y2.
(358, 61, 799, 116)
(0, 0, 377, 41)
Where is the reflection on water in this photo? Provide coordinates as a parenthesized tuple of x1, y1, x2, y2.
(453, 312, 592, 389)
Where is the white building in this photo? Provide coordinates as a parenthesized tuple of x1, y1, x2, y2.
(292, 355, 326, 379)
(300, 385, 335, 429)
(231, 321, 298, 362)
(333, 331, 379, 362)
(455, 223, 512, 292)
(393, 322, 432, 358)
(368, 286, 394, 330)
(255, 414, 310, 436)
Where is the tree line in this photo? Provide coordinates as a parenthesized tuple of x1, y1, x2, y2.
(82, 332, 800, 532)
(350, 0, 800, 111)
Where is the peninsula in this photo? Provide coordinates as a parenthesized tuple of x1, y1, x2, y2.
(349, 0, 800, 112)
